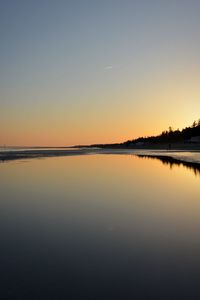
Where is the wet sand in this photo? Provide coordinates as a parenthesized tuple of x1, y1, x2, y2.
(0, 148, 91, 161)
(1, 148, 200, 169)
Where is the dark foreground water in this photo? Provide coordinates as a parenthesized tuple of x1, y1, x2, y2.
(0, 154, 200, 299)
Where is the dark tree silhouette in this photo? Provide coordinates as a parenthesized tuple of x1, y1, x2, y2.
(123, 119, 200, 146)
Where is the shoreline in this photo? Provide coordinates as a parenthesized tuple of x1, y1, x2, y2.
(1, 148, 200, 167)
(0, 149, 91, 162)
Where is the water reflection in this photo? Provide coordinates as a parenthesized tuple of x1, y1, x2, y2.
(0, 155, 200, 299)
(136, 154, 200, 177)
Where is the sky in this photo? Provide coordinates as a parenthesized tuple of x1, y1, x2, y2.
(1, 0, 200, 146)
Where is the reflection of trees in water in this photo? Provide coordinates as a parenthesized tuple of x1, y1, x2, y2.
(137, 155, 200, 177)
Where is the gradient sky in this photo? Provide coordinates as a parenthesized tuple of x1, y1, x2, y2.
(1, 0, 200, 146)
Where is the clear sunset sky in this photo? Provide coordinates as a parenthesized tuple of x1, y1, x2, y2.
(1, 0, 200, 146)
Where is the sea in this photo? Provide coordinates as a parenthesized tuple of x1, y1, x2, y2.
(0, 149, 200, 299)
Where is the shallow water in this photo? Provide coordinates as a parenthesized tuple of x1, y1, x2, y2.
(135, 149, 200, 164)
(1, 154, 200, 299)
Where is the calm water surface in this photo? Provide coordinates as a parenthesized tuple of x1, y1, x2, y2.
(1, 154, 200, 299)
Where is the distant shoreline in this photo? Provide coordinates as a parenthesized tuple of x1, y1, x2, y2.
(75, 143, 200, 151)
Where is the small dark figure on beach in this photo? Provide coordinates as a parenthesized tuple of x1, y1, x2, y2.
(168, 143, 171, 150)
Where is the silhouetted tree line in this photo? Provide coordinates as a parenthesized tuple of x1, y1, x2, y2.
(123, 119, 200, 146)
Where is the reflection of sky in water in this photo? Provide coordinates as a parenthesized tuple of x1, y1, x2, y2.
(0, 155, 200, 299)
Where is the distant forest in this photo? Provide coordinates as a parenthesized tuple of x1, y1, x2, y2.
(78, 119, 200, 148)
(123, 119, 200, 146)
